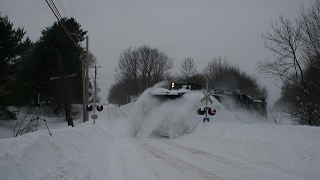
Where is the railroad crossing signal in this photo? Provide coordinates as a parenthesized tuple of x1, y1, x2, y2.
(88, 87, 101, 102)
(198, 89, 216, 122)
(200, 89, 215, 104)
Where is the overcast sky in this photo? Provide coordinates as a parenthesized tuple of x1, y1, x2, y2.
(1, 0, 309, 105)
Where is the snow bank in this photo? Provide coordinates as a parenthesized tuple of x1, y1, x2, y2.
(174, 123, 320, 179)
(0, 123, 114, 180)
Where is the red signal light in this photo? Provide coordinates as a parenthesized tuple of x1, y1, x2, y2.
(96, 105, 103, 111)
(208, 108, 216, 115)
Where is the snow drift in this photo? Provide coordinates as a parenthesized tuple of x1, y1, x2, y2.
(0, 124, 114, 179)
(0, 84, 319, 179)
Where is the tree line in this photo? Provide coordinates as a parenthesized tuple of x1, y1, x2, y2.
(108, 47, 268, 107)
(258, 0, 320, 126)
(0, 14, 88, 127)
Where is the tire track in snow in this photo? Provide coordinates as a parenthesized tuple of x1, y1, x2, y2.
(132, 138, 303, 180)
(110, 137, 157, 180)
(105, 106, 127, 123)
(133, 139, 224, 180)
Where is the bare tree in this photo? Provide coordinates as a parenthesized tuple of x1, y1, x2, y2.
(5, 107, 34, 136)
(203, 57, 232, 80)
(300, 0, 320, 88)
(204, 57, 267, 99)
(180, 57, 197, 78)
(258, 11, 318, 125)
(132, 45, 173, 91)
(88, 51, 98, 66)
(299, 0, 320, 125)
(203, 57, 234, 89)
(116, 47, 139, 95)
(112, 45, 173, 103)
(258, 15, 304, 82)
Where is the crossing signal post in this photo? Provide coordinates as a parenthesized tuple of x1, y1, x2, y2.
(87, 65, 102, 124)
(86, 104, 103, 122)
(198, 83, 216, 122)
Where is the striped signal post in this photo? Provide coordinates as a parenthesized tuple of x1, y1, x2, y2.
(199, 82, 216, 122)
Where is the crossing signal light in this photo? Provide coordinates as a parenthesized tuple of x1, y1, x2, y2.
(97, 105, 103, 111)
(197, 107, 216, 116)
(197, 108, 206, 115)
(208, 108, 216, 116)
(86, 105, 93, 111)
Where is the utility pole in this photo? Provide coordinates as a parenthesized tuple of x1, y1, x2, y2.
(84, 35, 89, 122)
(50, 74, 77, 127)
(82, 53, 86, 122)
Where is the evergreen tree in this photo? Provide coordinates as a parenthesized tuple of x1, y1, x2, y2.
(28, 18, 87, 126)
(0, 14, 25, 119)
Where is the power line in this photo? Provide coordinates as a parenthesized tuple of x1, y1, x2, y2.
(70, 0, 77, 20)
(46, 0, 83, 53)
(49, 0, 75, 45)
(49, 0, 62, 19)
(57, 0, 68, 17)
(53, 0, 71, 35)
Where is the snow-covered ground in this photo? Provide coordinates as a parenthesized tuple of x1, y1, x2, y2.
(0, 87, 319, 180)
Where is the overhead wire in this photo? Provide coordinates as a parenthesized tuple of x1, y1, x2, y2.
(45, 0, 84, 53)
(54, 1, 69, 29)
(50, 0, 76, 45)
(49, 0, 63, 19)
(49, 0, 70, 32)
(46, 0, 89, 57)
(57, 0, 68, 17)
(70, 0, 77, 20)
(66, 0, 85, 49)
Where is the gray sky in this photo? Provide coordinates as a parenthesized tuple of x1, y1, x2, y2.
(1, 0, 309, 105)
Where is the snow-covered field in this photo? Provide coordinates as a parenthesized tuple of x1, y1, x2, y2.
(0, 87, 319, 180)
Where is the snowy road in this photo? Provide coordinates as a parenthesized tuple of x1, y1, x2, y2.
(108, 135, 306, 180)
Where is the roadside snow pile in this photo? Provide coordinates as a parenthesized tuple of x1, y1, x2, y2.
(174, 122, 320, 179)
(0, 123, 114, 180)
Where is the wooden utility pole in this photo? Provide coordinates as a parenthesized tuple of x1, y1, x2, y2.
(82, 53, 86, 122)
(83, 36, 89, 122)
(50, 73, 77, 127)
